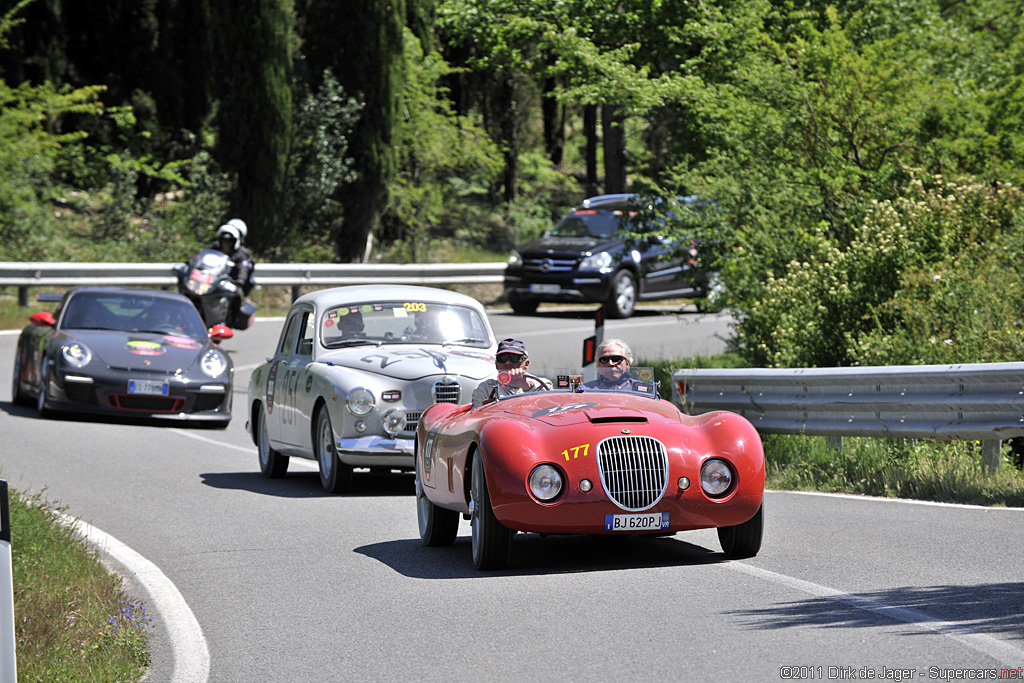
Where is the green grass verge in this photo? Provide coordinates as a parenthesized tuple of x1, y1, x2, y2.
(9, 487, 151, 682)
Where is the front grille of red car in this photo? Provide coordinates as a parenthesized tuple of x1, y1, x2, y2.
(597, 436, 669, 511)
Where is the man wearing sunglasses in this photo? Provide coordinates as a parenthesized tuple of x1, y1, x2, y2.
(472, 338, 552, 407)
(583, 339, 635, 390)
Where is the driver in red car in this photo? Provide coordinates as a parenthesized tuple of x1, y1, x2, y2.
(472, 338, 551, 407)
(582, 339, 635, 390)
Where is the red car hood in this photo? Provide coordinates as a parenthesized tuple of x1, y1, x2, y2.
(496, 391, 684, 426)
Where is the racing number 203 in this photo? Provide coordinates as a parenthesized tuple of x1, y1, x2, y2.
(403, 302, 427, 312)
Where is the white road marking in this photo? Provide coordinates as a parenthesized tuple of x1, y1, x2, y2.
(776, 488, 1024, 511)
(726, 561, 1024, 666)
(166, 428, 318, 469)
(60, 515, 210, 683)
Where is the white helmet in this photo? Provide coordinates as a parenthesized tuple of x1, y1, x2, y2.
(226, 218, 247, 242)
(217, 223, 242, 244)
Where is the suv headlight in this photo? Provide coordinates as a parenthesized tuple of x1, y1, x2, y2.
(61, 342, 92, 368)
(579, 251, 612, 271)
(507, 249, 523, 267)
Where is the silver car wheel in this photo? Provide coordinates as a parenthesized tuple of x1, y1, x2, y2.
(257, 408, 289, 478)
(316, 408, 352, 493)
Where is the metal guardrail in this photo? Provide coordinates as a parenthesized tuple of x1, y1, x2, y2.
(672, 363, 1024, 472)
(0, 261, 508, 304)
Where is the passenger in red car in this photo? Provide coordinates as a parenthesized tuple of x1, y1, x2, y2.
(472, 338, 551, 406)
(583, 339, 634, 390)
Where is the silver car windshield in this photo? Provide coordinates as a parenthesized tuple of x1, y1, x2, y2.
(321, 301, 491, 349)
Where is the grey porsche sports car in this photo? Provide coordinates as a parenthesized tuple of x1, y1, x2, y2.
(11, 287, 234, 425)
(246, 284, 498, 492)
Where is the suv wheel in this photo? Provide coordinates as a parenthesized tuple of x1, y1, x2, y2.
(605, 270, 636, 318)
(507, 294, 539, 316)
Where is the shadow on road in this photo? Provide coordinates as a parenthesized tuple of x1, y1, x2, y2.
(355, 532, 729, 578)
(726, 581, 1024, 641)
(199, 469, 415, 499)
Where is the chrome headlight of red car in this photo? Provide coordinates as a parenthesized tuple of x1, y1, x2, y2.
(61, 342, 92, 368)
(700, 459, 733, 497)
(529, 464, 564, 502)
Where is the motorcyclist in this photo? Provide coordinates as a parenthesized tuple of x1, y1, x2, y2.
(213, 220, 255, 295)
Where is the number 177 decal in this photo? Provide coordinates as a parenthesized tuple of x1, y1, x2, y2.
(561, 443, 590, 461)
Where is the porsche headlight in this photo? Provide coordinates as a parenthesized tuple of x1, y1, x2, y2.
(380, 409, 407, 436)
(528, 464, 564, 502)
(201, 349, 228, 377)
(507, 249, 523, 267)
(61, 342, 92, 368)
(700, 459, 734, 497)
(346, 387, 375, 416)
(579, 251, 612, 271)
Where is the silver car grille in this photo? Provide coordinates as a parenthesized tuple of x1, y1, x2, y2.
(596, 436, 669, 511)
(433, 381, 461, 404)
(523, 257, 579, 273)
(404, 411, 422, 432)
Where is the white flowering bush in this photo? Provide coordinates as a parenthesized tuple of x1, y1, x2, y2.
(736, 173, 1024, 367)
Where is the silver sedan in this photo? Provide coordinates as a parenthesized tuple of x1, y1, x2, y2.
(246, 284, 498, 492)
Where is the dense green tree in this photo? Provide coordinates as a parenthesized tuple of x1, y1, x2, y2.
(210, 0, 294, 252)
(298, 0, 406, 262)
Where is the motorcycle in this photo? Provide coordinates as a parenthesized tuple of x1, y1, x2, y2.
(174, 248, 256, 330)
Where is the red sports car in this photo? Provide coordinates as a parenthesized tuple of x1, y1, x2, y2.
(415, 370, 765, 570)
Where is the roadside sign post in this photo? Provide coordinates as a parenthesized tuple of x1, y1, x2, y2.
(582, 307, 605, 367)
(1, 480, 16, 683)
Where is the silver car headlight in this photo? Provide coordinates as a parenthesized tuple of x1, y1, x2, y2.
(579, 251, 612, 271)
(61, 342, 92, 368)
(346, 387, 375, 416)
(380, 409, 407, 436)
(201, 349, 228, 377)
(507, 249, 523, 267)
(700, 459, 734, 497)
(528, 464, 564, 502)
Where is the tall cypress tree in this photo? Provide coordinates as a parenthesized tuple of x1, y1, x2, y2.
(210, 0, 293, 252)
(299, 0, 405, 262)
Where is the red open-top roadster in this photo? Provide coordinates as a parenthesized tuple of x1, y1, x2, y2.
(415, 371, 765, 570)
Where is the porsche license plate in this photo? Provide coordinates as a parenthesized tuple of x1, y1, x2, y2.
(604, 512, 670, 532)
(128, 379, 168, 396)
(530, 283, 560, 294)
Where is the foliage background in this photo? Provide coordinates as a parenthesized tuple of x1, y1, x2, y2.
(1, 0, 1023, 368)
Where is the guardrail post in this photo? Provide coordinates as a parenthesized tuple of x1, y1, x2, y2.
(981, 440, 1001, 474)
(18, 286, 28, 307)
(291, 285, 301, 302)
(1, 480, 17, 683)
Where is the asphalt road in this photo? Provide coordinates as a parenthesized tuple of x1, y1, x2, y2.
(2, 311, 1023, 682)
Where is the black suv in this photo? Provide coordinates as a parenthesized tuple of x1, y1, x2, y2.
(503, 194, 714, 318)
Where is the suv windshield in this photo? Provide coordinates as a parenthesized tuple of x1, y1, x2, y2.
(549, 209, 636, 238)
